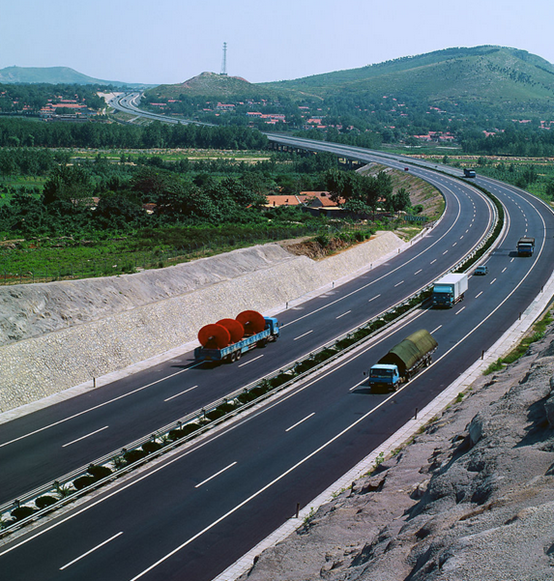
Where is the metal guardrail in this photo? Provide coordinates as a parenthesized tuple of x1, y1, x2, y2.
(0, 183, 501, 537)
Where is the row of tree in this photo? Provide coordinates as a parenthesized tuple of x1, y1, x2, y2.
(0, 118, 268, 150)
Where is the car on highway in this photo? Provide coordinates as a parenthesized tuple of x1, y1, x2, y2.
(474, 265, 488, 276)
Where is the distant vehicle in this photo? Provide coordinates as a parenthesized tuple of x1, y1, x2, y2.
(432, 273, 469, 308)
(463, 168, 476, 178)
(404, 167, 409, 171)
(474, 266, 488, 276)
(367, 329, 438, 391)
(517, 237, 535, 256)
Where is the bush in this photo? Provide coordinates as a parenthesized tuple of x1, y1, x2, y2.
(73, 475, 96, 490)
(11, 506, 36, 521)
(124, 449, 148, 464)
(142, 440, 163, 454)
(35, 496, 58, 509)
(87, 465, 112, 480)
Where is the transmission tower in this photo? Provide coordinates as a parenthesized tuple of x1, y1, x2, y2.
(220, 42, 228, 76)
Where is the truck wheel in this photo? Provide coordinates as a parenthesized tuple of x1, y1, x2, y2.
(235, 350, 242, 361)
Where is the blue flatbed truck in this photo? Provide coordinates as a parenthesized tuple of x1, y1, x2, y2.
(194, 317, 279, 364)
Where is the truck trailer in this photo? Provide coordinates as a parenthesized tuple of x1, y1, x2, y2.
(432, 273, 468, 308)
(194, 311, 279, 364)
(367, 329, 438, 391)
(517, 237, 535, 256)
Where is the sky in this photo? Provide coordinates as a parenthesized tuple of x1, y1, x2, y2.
(2, 0, 554, 86)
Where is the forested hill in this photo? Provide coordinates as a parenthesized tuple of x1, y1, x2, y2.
(262, 45, 554, 114)
(149, 46, 554, 118)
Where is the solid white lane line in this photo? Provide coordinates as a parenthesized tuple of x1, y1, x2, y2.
(285, 413, 315, 432)
(0, 367, 194, 449)
(62, 426, 109, 448)
(294, 330, 313, 341)
(455, 306, 466, 315)
(368, 294, 381, 302)
(60, 532, 123, 570)
(195, 462, 237, 489)
(475, 291, 483, 298)
(430, 325, 442, 335)
(238, 355, 264, 368)
(336, 310, 352, 319)
(164, 385, 198, 402)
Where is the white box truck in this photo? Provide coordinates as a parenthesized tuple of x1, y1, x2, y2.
(432, 273, 468, 308)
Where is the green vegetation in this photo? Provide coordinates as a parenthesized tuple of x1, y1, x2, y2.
(143, 46, 554, 155)
(484, 309, 554, 374)
(1, 134, 422, 283)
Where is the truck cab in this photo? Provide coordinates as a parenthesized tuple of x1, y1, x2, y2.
(264, 317, 280, 338)
(463, 168, 476, 178)
(368, 363, 400, 391)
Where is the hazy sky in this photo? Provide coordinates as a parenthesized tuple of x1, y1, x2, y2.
(2, 0, 553, 85)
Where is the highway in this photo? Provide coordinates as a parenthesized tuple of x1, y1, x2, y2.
(0, 167, 493, 504)
(0, 97, 553, 580)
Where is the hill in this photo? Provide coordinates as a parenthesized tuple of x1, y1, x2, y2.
(263, 45, 554, 114)
(145, 71, 282, 101)
(0, 65, 149, 87)
(147, 46, 554, 119)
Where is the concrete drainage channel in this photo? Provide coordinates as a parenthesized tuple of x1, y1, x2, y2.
(0, 187, 502, 539)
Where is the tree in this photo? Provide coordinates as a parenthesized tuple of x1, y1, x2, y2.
(42, 165, 94, 205)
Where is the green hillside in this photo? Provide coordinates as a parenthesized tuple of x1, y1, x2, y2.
(263, 46, 554, 114)
(145, 71, 283, 101)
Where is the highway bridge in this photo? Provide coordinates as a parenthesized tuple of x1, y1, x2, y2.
(1, 96, 553, 581)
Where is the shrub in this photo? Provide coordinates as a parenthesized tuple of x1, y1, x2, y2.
(73, 475, 96, 490)
(11, 506, 36, 521)
(35, 496, 58, 509)
(87, 465, 112, 480)
(142, 440, 163, 454)
(124, 449, 148, 464)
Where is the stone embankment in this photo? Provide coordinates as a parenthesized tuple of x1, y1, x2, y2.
(237, 319, 554, 581)
(0, 232, 403, 413)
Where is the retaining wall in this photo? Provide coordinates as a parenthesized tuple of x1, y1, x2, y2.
(0, 232, 403, 412)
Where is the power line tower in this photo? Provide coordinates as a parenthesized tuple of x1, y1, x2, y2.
(220, 42, 228, 76)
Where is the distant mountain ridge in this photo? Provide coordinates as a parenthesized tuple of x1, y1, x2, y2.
(0, 66, 150, 88)
(147, 45, 554, 117)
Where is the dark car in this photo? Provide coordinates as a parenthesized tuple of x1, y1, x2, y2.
(474, 266, 488, 276)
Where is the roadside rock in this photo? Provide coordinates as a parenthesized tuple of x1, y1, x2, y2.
(239, 317, 554, 581)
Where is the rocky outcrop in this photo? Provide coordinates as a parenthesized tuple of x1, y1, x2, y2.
(240, 319, 554, 581)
